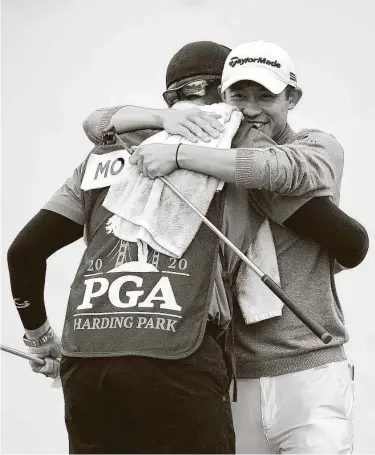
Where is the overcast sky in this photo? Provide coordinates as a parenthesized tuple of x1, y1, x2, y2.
(1, 0, 374, 453)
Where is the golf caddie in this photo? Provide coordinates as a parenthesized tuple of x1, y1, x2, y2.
(7, 42, 240, 455)
(7, 137, 238, 455)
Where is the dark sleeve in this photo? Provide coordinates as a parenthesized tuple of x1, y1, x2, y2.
(7, 209, 84, 330)
(283, 197, 369, 268)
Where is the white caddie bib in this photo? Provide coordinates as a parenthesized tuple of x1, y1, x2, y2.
(81, 149, 130, 190)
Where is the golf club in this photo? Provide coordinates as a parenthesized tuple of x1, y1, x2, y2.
(106, 128, 333, 344)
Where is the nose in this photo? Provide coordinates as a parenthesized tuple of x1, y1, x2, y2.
(241, 102, 262, 118)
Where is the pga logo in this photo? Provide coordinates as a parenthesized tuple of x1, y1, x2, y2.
(76, 275, 182, 312)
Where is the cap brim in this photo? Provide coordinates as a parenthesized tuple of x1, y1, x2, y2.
(164, 74, 220, 93)
(221, 67, 288, 95)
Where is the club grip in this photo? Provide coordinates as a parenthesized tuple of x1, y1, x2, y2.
(261, 275, 332, 344)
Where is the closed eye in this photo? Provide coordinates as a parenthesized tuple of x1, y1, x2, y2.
(230, 93, 245, 100)
(260, 93, 275, 100)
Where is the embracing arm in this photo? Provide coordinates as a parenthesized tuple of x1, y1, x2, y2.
(284, 198, 369, 268)
(176, 129, 344, 197)
(83, 105, 126, 145)
(83, 105, 163, 144)
(82, 105, 224, 145)
(130, 126, 368, 267)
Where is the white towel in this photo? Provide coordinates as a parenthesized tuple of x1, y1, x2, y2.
(231, 124, 285, 324)
(236, 218, 283, 324)
(103, 102, 243, 258)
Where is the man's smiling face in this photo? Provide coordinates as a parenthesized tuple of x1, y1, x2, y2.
(222, 80, 299, 140)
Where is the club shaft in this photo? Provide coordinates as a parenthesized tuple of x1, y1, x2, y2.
(114, 133, 332, 343)
(115, 136, 264, 274)
(1, 344, 45, 365)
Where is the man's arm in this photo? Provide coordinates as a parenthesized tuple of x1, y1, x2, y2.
(83, 105, 126, 145)
(283, 198, 369, 268)
(83, 107, 366, 267)
(7, 210, 83, 379)
(131, 128, 344, 197)
(7, 163, 85, 377)
(129, 125, 370, 267)
(177, 130, 343, 197)
(86, 106, 343, 198)
(7, 210, 83, 331)
(82, 105, 225, 145)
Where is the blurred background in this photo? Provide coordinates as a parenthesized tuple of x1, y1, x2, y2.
(1, 0, 374, 452)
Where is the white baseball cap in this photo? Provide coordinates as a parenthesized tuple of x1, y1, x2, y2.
(221, 41, 298, 95)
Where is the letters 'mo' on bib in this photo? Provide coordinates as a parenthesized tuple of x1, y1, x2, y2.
(62, 145, 224, 360)
(80, 149, 130, 190)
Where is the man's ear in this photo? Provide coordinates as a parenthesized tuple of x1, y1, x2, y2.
(218, 85, 226, 102)
(288, 87, 303, 110)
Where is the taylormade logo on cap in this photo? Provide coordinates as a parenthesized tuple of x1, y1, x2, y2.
(229, 56, 281, 68)
(221, 41, 298, 95)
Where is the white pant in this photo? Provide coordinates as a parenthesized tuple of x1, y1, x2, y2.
(232, 361, 354, 454)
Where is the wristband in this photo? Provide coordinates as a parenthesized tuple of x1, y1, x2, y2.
(23, 326, 54, 347)
(175, 143, 182, 169)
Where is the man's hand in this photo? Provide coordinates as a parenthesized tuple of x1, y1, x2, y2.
(129, 143, 178, 179)
(249, 128, 278, 147)
(28, 332, 61, 379)
(160, 108, 224, 143)
(233, 124, 277, 148)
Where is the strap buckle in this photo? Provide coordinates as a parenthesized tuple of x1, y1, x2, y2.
(101, 126, 117, 145)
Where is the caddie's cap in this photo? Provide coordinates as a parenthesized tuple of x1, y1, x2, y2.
(166, 41, 231, 90)
(221, 41, 298, 94)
